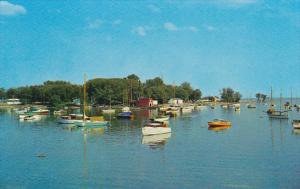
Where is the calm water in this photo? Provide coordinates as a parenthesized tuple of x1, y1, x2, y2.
(1, 100, 300, 189)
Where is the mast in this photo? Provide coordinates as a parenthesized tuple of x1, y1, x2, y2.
(83, 73, 87, 119)
(291, 88, 293, 107)
(280, 90, 282, 112)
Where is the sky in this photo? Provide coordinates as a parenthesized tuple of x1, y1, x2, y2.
(0, 0, 299, 97)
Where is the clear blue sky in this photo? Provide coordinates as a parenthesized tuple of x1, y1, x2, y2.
(0, 0, 299, 97)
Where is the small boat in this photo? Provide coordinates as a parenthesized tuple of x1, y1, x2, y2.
(292, 120, 300, 129)
(210, 105, 215, 109)
(142, 121, 171, 136)
(208, 119, 232, 127)
(23, 114, 41, 121)
(150, 115, 169, 122)
(117, 111, 134, 119)
(247, 104, 256, 108)
(268, 110, 288, 119)
(53, 110, 66, 116)
(181, 107, 193, 113)
(208, 125, 231, 131)
(102, 109, 115, 114)
(221, 104, 228, 109)
(57, 114, 84, 124)
(195, 105, 206, 111)
(234, 106, 240, 111)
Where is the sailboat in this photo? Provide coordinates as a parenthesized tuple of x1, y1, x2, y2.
(268, 91, 288, 119)
(74, 74, 109, 127)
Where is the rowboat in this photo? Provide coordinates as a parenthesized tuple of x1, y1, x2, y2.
(142, 121, 171, 136)
(292, 120, 300, 129)
(208, 119, 232, 127)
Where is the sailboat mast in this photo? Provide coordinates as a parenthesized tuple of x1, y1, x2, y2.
(280, 91, 282, 112)
(83, 74, 87, 119)
(291, 88, 293, 107)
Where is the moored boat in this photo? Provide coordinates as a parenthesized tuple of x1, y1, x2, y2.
(142, 121, 171, 136)
(208, 119, 232, 127)
(150, 115, 169, 122)
(292, 120, 300, 129)
(57, 114, 84, 124)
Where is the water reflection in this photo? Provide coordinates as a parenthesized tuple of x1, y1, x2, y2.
(292, 129, 300, 135)
(142, 133, 171, 149)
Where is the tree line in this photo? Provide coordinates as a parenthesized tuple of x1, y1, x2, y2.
(0, 74, 202, 106)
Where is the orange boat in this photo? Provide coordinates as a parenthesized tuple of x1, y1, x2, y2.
(208, 119, 232, 127)
(208, 125, 231, 131)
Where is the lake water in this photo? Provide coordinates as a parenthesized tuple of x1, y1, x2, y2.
(1, 100, 300, 189)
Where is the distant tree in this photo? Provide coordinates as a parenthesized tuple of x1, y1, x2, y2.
(0, 88, 6, 99)
(190, 89, 202, 101)
(256, 93, 267, 102)
(220, 88, 241, 103)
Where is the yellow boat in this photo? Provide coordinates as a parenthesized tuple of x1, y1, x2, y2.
(208, 119, 232, 127)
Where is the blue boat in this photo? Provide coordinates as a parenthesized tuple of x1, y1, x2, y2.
(117, 112, 134, 119)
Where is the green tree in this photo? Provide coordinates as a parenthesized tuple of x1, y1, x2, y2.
(221, 88, 241, 103)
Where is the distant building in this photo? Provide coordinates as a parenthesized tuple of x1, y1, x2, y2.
(168, 98, 183, 106)
(199, 96, 220, 102)
(7, 98, 22, 105)
(137, 97, 157, 107)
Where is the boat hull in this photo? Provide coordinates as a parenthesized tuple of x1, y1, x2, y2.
(142, 127, 171, 136)
(208, 121, 231, 127)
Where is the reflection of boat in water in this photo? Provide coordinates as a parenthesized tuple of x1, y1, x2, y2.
(74, 119, 109, 128)
(292, 120, 300, 129)
(208, 119, 232, 127)
(208, 125, 231, 131)
(83, 127, 106, 135)
(142, 133, 171, 145)
(293, 128, 300, 135)
(142, 121, 171, 136)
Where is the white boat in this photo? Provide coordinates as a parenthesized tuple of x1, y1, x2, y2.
(221, 104, 228, 109)
(181, 107, 193, 113)
(53, 110, 66, 115)
(268, 111, 288, 119)
(151, 115, 169, 122)
(23, 115, 41, 121)
(32, 109, 49, 115)
(122, 106, 131, 112)
(292, 120, 300, 129)
(142, 122, 171, 136)
(195, 105, 206, 110)
(102, 109, 115, 114)
(57, 114, 83, 124)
